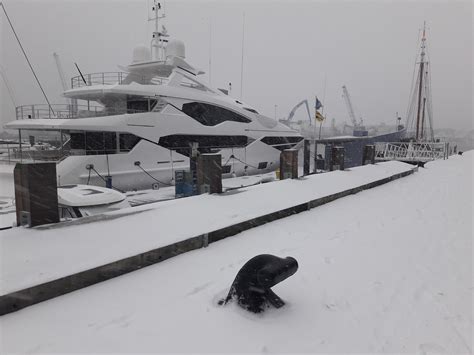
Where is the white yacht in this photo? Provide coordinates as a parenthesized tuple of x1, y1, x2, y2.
(4, 6, 302, 191)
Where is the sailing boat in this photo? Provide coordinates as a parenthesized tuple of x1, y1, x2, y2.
(406, 22, 435, 142)
(373, 23, 449, 164)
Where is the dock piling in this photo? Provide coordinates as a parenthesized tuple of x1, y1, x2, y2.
(330, 146, 345, 171)
(363, 145, 375, 165)
(13, 163, 59, 227)
(280, 149, 298, 179)
(303, 140, 310, 175)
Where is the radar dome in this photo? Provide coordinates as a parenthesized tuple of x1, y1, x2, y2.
(132, 45, 151, 63)
(166, 40, 185, 59)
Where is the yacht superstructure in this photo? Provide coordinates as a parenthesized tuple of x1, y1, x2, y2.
(4, 4, 302, 191)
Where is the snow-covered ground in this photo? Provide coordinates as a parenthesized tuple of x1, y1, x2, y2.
(0, 152, 472, 353)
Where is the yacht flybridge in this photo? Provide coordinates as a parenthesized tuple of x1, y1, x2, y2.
(4, 4, 302, 191)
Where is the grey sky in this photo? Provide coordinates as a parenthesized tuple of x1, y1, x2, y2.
(1, 0, 472, 131)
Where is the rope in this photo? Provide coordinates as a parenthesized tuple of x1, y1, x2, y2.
(135, 163, 173, 186)
(229, 155, 259, 170)
(0, 3, 55, 115)
(89, 167, 125, 193)
(222, 154, 234, 167)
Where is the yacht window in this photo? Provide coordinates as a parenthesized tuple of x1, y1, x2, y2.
(182, 102, 251, 126)
(69, 131, 117, 154)
(261, 136, 303, 145)
(127, 98, 157, 113)
(119, 133, 141, 152)
(159, 134, 249, 150)
(70, 132, 86, 150)
(261, 136, 304, 151)
(103, 132, 117, 152)
(85, 132, 117, 155)
(222, 165, 231, 174)
(257, 162, 268, 169)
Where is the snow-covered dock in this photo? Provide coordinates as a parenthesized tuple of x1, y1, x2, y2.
(1, 154, 472, 352)
(2, 161, 413, 297)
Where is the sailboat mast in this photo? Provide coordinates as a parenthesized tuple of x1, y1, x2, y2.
(415, 22, 427, 141)
(420, 97, 426, 140)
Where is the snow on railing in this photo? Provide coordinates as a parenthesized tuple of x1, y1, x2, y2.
(15, 104, 147, 120)
(375, 142, 449, 162)
(70, 72, 167, 88)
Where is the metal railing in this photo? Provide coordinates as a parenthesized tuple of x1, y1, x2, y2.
(7, 148, 65, 162)
(15, 104, 148, 120)
(70, 72, 167, 88)
(375, 142, 449, 162)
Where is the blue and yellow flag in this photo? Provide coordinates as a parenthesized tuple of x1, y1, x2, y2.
(315, 111, 325, 122)
(315, 97, 323, 111)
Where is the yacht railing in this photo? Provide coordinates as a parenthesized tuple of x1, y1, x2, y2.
(6, 148, 66, 162)
(70, 72, 167, 88)
(15, 104, 148, 120)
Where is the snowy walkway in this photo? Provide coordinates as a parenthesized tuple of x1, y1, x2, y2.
(1, 161, 412, 295)
(0, 153, 472, 352)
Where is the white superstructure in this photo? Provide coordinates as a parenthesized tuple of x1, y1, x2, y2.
(4, 4, 302, 191)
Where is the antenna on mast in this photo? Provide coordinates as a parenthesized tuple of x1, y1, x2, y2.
(149, 0, 167, 61)
(415, 21, 428, 141)
(240, 12, 245, 100)
(406, 21, 434, 142)
(209, 18, 212, 86)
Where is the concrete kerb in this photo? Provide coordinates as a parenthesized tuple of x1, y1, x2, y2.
(0, 166, 417, 316)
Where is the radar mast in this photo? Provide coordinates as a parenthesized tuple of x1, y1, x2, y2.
(149, 0, 168, 61)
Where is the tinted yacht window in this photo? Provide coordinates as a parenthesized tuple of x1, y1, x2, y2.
(119, 133, 141, 152)
(261, 136, 304, 151)
(127, 98, 157, 112)
(70, 132, 117, 155)
(70, 132, 86, 150)
(182, 102, 251, 126)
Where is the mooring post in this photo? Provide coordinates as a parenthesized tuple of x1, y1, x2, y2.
(280, 149, 298, 179)
(197, 153, 222, 194)
(189, 142, 199, 195)
(313, 140, 318, 173)
(303, 139, 310, 175)
(14, 163, 59, 227)
(324, 144, 332, 171)
(363, 145, 375, 165)
(330, 146, 345, 171)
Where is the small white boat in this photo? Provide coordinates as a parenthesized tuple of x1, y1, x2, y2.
(58, 184, 129, 218)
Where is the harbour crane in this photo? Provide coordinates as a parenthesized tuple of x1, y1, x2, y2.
(286, 99, 312, 125)
(53, 52, 77, 109)
(53, 52, 68, 92)
(342, 85, 363, 128)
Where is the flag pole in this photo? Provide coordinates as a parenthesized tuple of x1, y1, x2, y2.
(318, 120, 323, 140)
(318, 74, 327, 140)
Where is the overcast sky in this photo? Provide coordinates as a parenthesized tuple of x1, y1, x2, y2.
(0, 0, 472, 131)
